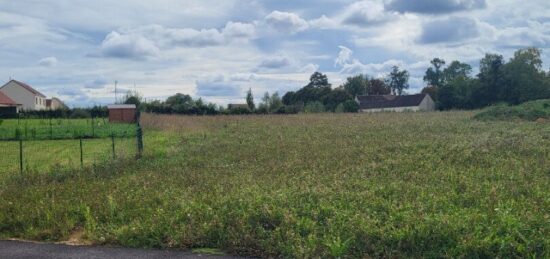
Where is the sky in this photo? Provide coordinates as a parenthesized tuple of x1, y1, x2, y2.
(0, 0, 549, 107)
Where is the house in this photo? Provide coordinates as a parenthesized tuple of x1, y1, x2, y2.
(0, 91, 22, 118)
(46, 97, 68, 110)
(0, 80, 47, 111)
(108, 104, 137, 123)
(356, 94, 435, 112)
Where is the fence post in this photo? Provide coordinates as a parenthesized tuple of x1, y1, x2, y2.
(49, 111, 53, 139)
(91, 116, 95, 138)
(111, 134, 116, 159)
(80, 138, 84, 167)
(136, 123, 143, 159)
(19, 138, 23, 175)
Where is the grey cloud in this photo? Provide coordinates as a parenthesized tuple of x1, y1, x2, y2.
(37, 57, 58, 67)
(84, 78, 109, 89)
(196, 80, 241, 97)
(386, 0, 486, 14)
(342, 1, 391, 26)
(418, 17, 480, 44)
(259, 57, 291, 69)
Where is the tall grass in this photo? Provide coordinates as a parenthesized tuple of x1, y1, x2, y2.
(1, 112, 549, 258)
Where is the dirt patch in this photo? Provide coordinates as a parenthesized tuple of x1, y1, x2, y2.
(536, 117, 547, 123)
(56, 227, 91, 246)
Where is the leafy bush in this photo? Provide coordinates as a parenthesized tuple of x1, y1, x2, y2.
(474, 99, 550, 121)
(304, 101, 326, 113)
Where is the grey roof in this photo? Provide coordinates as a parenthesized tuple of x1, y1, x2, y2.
(356, 94, 427, 110)
(108, 104, 136, 109)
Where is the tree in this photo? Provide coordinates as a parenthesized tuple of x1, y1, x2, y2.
(246, 88, 255, 111)
(308, 72, 331, 88)
(269, 92, 284, 112)
(501, 47, 548, 104)
(386, 66, 409, 95)
(304, 101, 325, 113)
(322, 89, 353, 111)
(123, 90, 143, 107)
(369, 79, 391, 95)
(342, 100, 359, 113)
(474, 53, 505, 107)
(423, 58, 446, 88)
(342, 74, 369, 97)
(443, 61, 472, 84)
(283, 72, 332, 105)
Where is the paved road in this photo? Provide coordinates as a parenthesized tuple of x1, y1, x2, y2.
(0, 240, 242, 259)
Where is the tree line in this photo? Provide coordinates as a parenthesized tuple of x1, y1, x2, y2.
(128, 47, 550, 115)
(421, 47, 550, 110)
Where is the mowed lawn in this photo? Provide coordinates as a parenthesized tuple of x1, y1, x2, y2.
(0, 112, 549, 258)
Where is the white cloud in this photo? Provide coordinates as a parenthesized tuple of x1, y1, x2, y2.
(335, 46, 353, 67)
(37, 57, 58, 67)
(222, 21, 256, 38)
(265, 11, 309, 33)
(100, 31, 160, 58)
(341, 0, 393, 26)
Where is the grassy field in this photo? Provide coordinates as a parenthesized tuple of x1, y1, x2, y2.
(0, 112, 549, 258)
(0, 118, 136, 140)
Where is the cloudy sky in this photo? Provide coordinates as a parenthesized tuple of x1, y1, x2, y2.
(1, 0, 549, 107)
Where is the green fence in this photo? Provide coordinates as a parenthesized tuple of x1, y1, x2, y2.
(0, 120, 144, 176)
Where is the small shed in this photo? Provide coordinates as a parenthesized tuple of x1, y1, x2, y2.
(0, 91, 21, 118)
(108, 104, 137, 123)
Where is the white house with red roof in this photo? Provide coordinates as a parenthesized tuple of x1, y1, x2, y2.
(0, 80, 47, 111)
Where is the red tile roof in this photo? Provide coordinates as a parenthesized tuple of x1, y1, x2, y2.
(0, 91, 18, 105)
(9, 80, 46, 98)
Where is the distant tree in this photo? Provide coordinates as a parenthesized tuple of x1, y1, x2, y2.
(423, 58, 446, 88)
(123, 90, 143, 107)
(342, 100, 359, 113)
(304, 101, 325, 113)
(443, 61, 472, 84)
(269, 92, 284, 112)
(501, 47, 548, 104)
(368, 78, 391, 95)
(246, 88, 255, 111)
(322, 89, 353, 111)
(386, 66, 410, 95)
(342, 74, 369, 97)
(283, 72, 332, 105)
(308, 72, 331, 88)
(474, 53, 505, 107)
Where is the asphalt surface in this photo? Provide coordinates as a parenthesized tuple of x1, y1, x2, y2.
(0, 240, 242, 259)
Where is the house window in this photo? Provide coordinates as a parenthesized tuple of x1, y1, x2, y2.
(36, 97, 38, 105)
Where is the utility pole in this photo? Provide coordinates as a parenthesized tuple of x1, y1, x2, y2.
(114, 80, 118, 104)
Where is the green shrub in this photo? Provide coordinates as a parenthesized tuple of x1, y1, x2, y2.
(474, 99, 550, 121)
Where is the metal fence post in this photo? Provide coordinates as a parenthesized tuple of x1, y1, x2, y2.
(111, 134, 116, 159)
(136, 123, 143, 159)
(19, 138, 23, 175)
(80, 138, 84, 167)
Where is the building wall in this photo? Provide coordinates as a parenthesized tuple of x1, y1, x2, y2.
(361, 106, 421, 113)
(109, 108, 136, 123)
(418, 95, 436, 111)
(49, 98, 66, 110)
(0, 81, 46, 111)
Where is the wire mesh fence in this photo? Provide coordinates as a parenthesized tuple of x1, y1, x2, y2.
(0, 116, 144, 176)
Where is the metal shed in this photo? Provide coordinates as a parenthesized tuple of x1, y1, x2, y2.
(108, 104, 137, 123)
